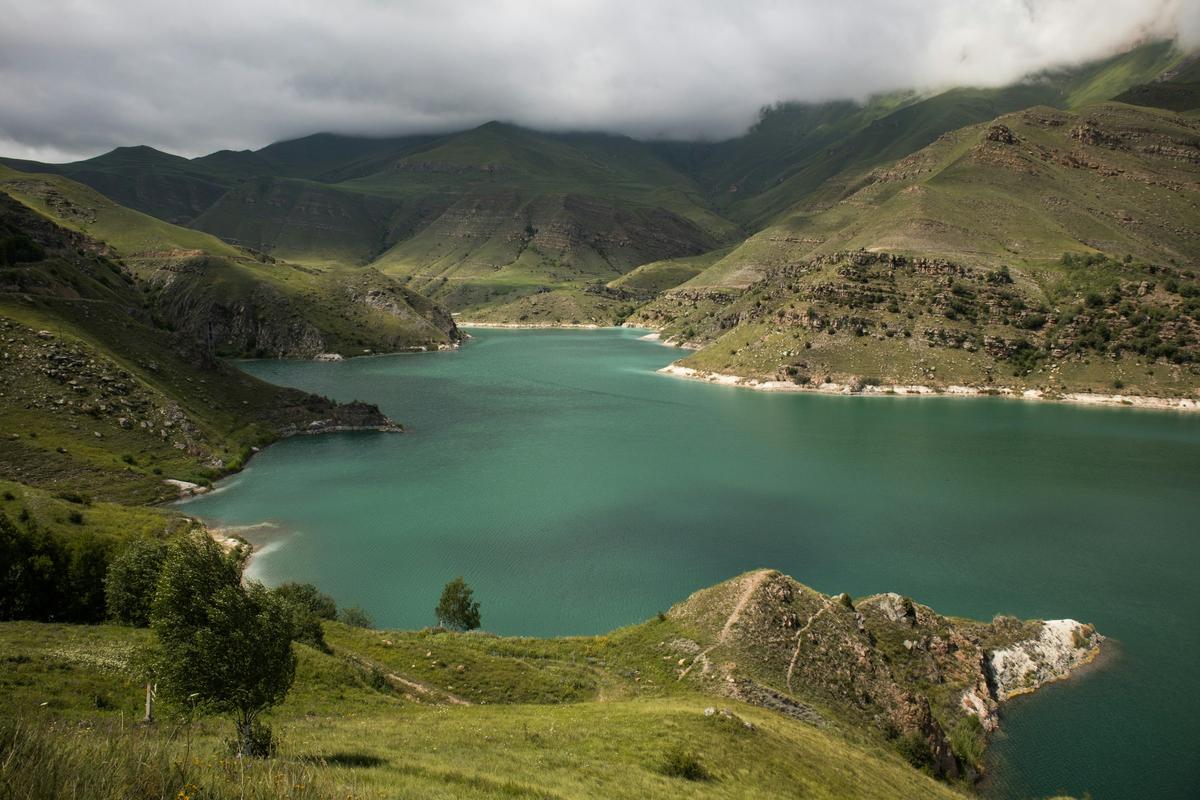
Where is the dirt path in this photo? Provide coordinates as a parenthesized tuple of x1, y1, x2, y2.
(679, 569, 772, 681)
(343, 652, 472, 706)
(719, 569, 772, 643)
(786, 600, 833, 693)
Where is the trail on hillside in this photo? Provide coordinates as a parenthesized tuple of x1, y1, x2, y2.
(679, 569, 772, 680)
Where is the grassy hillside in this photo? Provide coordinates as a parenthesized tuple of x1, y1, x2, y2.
(653, 41, 1188, 232)
(0, 166, 458, 357)
(0, 145, 236, 225)
(1115, 54, 1200, 112)
(1, 564, 1104, 799)
(0, 621, 968, 799)
(628, 102, 1200, 396)
(0, 193, 403, 502)
(688, 102, 1200, 290)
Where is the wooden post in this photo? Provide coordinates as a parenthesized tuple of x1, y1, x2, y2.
(143, 681, 155, 722)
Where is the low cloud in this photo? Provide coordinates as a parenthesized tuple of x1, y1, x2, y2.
(0, 0, 1196, 161)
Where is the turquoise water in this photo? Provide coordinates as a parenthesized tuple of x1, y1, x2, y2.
(185, 328, 1200, 799)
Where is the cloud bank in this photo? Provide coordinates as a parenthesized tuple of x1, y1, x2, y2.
(0, 0, 1197, 161)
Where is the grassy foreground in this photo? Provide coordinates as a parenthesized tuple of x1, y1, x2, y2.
(0, 619, 965, 800)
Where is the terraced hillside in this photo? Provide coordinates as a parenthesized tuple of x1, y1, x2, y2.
(0, 193, 401, 503)
(632, 103, 1200, 397)
(0, 567, 1101, 798)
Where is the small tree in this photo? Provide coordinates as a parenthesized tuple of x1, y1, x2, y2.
(273, 582, 337, 620)
(435, 577, 481, 631)
(338, 605, 374, 629)
(272, 582, 335, 652)
(150, 534, 295, 756)
(105, 538, 168, 626)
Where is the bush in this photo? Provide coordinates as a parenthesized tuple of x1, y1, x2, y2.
(339, 605, 374, 629)
(273, 582, 336, 651)
(658, 746, 711, 781)
(0, 232, 45, 265)
(949, 716, 985, 769)
(274, 582, 337, 619)
(224, 719, 276, 758)
(1016, 312, 1047, 330)
(897, 732, 933, 770)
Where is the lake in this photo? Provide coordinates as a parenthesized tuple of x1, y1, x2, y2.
(184, 327, 1200, 800)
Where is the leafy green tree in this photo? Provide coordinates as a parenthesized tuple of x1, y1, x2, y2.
(150, 534, 295, 756)
(105, 538, 168, 626)
(0, 512, 68, 621)
(435, 576, 481, 631)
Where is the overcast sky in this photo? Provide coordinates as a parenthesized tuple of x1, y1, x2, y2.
(1, 0, 1197, 162)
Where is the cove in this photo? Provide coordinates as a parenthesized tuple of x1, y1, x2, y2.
(183, 327, 1200, 800)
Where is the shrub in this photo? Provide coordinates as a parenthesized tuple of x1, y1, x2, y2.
(1016, 313, 1047, 330)
(658, 746, 711, 781)
(896, 731, 933, 770)
(949, 716, 985, 769)
(339, 605, 374, 629)
(274, 581, 338, 651)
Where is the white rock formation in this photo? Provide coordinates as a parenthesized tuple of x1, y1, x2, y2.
(988, 619, 1102, 701)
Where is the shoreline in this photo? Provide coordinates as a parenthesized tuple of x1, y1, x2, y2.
(658, 364, 1200, 412)
(203, 521, 285, 578)
(456, 320, 620, 329)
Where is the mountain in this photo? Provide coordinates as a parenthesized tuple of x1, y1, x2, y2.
(631, 102, 1200, 397)
(0, 568, 1100, 796)
(2, 41, 1186, 319)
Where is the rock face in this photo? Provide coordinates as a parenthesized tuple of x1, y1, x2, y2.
(666, 570, 1103, 779)
(988, 618, 1101, 700)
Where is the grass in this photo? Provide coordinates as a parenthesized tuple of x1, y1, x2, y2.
(0, 619, 967, 800)
(632, 102, 1200, 396)
(0, 479, 190, 542)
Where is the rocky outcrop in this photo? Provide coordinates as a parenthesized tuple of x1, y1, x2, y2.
(277, 400, 402, 437)
(987, 619, 1102, 700)
(666, 570, 1103, 779)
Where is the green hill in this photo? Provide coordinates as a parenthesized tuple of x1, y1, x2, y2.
(0, 145, 237, 225)
(0, 191, 405, 503)
(0, 165, 458, 357)
(0, 566, 1103, 798)
(631, 103, 1200, 396)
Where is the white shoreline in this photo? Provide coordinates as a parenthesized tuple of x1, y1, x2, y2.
(658, 364, 1200, 412)
(456, 321, 619, 329)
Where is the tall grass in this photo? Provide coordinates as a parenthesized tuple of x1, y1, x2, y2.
(0, 717, 377, 800)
